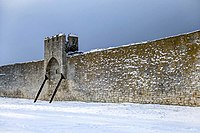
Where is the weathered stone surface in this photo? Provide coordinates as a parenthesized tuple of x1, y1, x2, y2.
(0, 61, 44, 99)
(0, 30, 200, 106)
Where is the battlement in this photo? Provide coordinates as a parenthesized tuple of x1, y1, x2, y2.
(44, 33, 79, 53)
(44, 34, 66, 44)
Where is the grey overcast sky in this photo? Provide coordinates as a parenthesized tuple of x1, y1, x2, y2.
(0, 0, 200, 66)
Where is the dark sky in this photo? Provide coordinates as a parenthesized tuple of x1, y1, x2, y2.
(0, 0, 200, 66)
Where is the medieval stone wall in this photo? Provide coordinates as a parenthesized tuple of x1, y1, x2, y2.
(65, 31, 200, 106)
(0, 61, 44, 99)
(0, 30, 200, 106)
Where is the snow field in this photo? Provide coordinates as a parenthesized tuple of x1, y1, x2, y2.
(0, 97, 200, 133)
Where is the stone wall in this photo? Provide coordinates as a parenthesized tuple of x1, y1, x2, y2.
(0, 30, 200, 106)
(65, 31, 200, 106)
(0, 61, 44, 99)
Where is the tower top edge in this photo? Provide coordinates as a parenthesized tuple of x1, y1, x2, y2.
(68, 33, 78, 38)
(44, 33, 66, 40)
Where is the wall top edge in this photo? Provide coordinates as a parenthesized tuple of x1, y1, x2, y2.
(0, 60, 44, 68)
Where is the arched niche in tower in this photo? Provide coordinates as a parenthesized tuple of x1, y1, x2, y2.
(46, 57, 60, 81)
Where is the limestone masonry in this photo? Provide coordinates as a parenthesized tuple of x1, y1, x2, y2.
(0, 31, 200, 106)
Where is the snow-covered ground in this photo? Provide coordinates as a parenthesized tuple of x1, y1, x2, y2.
(0, 98, 200, 133)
